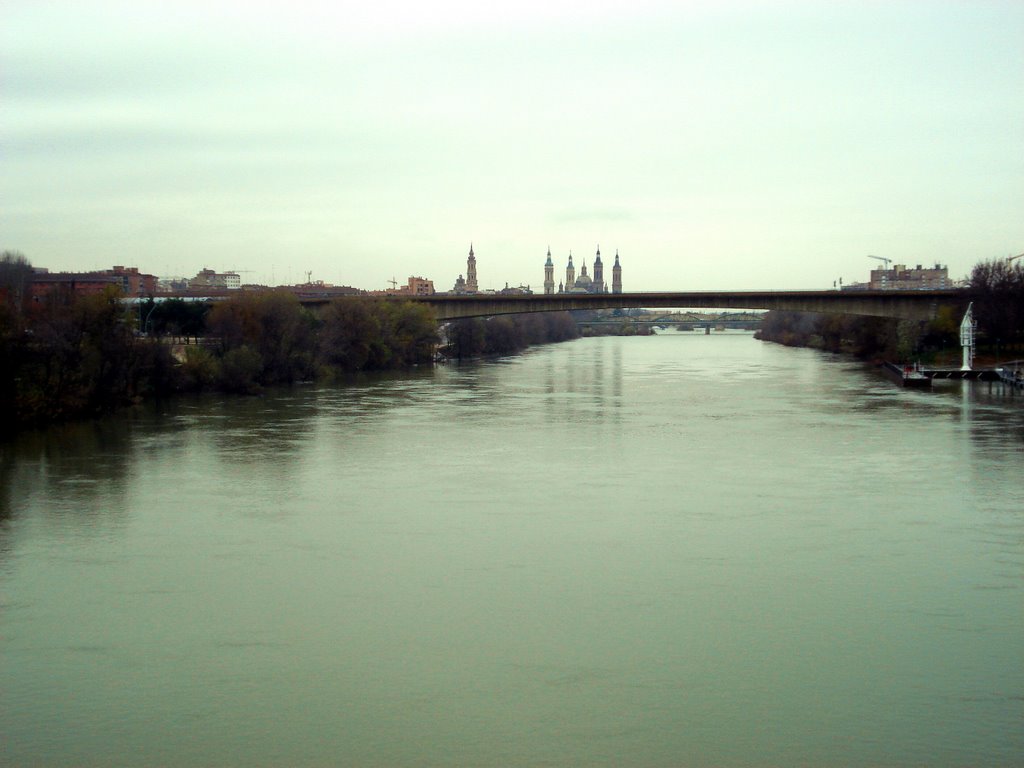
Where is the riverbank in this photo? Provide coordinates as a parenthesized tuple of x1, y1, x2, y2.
(0, 288, 587, 438)
(754, 309, 1024, 395)
(0, 292, 438, 436)
(753, 308, 970, 363)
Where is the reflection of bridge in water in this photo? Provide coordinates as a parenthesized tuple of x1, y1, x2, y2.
(365, 290, 968, 322)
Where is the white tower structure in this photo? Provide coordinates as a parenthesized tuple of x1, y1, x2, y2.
(960, 302, 975, 371)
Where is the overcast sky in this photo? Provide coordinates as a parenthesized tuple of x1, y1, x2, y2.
(3, 0, 1023, 291)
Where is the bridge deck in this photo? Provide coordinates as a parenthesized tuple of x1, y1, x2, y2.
(392, 290, 968, 322)
(158, 288, 971, 322)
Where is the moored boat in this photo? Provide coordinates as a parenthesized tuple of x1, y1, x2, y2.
(882, 361, 931, 388)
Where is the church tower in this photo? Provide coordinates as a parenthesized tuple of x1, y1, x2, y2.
(466, 243, 478, 293)
(543, 247, 554, 295)
(565, 253, 575, 291)
(592, 246, 604, 293)
(612, 250, 622, 294)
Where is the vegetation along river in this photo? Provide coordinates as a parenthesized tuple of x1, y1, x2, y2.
(1, 332, 1022, 767)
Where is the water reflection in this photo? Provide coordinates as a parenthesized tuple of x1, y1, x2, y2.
(204, 396, 316, 465)
(5, 419, 137, 518)
(530, 338, 624, 426)
(0, 450, 15, 563)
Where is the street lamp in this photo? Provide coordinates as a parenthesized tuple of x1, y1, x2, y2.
(143, 300, 159, 337)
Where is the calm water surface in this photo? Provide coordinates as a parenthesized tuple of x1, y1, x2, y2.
(2, 333, 1022, 767)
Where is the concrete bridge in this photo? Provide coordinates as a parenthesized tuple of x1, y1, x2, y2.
(380, 290, 967, 322)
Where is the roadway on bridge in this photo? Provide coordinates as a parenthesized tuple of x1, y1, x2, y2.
(400, 289, 967, 322)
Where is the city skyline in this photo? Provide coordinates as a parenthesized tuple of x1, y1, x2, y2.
(4, 1, 1023, 291)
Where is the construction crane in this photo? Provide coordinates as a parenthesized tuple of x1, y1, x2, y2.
(387, 277, 398, 290)
(1008, 253, 1024, 264)
(867, 255, 892, 268)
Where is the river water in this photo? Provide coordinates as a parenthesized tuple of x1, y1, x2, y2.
(1, 332, 1022, 767)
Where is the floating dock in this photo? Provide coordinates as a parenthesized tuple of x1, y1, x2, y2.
(882, 362, 932, 388)
(922, 368, 1001, 382)
(997, 362, 1024, 390)
(883, 361, 1022, 389)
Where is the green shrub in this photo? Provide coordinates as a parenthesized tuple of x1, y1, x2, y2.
(217, 345, 263, 394)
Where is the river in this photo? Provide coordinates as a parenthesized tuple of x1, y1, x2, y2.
(1, 332, 1022, 767)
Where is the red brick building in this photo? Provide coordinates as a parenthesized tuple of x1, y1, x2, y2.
(29, 272, 122, 301)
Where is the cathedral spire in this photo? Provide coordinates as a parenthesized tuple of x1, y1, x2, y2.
(466, 242, 478, 293)
(543, 246, 555, 294)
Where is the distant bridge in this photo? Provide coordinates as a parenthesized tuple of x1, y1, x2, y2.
(591, 322, 762, 331)
(373, 290, 967, 322)
(577, 318, 762, 331)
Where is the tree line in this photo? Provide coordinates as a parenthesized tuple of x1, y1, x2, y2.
(966, 257, 1024, 350)
(1, 252, 582, 435)
(755, 258, 1024, 362)
(444, 312, 579, 359)
(754, 310, 960, 361)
